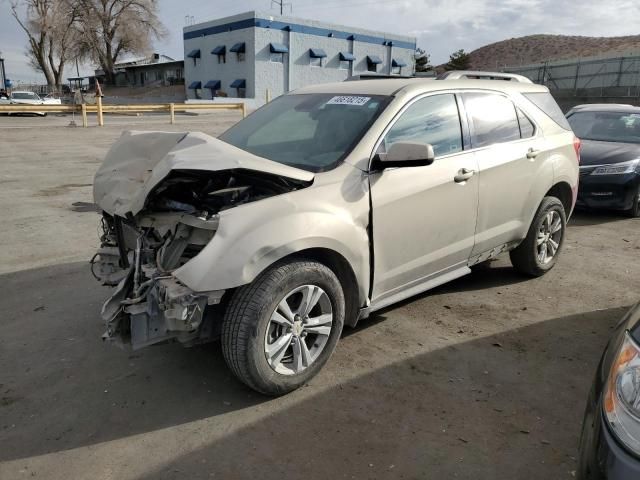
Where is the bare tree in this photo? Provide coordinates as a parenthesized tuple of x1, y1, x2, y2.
(11, 0, 81, 89)
(75, 0, 167, 84)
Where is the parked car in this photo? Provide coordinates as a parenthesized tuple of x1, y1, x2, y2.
(6, 90, 61, 116)
(578, 301, 640, 479)
(91, 72, 580, 395)
(567, 104, 640, 217)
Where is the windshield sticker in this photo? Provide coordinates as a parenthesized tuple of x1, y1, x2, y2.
(326, 96, 371, 106)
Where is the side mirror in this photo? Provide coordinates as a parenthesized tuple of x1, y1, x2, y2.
(371, 142, 435, 170)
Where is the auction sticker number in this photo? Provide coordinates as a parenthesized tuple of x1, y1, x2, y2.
(327, 96, 371, 106)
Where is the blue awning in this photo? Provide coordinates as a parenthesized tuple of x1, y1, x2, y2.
(230, 42, 245, 53)
(230, 79, 246, 89)
(270, 43, 289, 53)
(367, 55, 383, 65)
(188, 81, 201, 89)
(392, 58, 407, 67)
(309, 48, 327, 58)
(211, 45, 226, 55)
(340, 52, 356, 62)
(204, 80, 221, 89)
(187, 49, 201, 59)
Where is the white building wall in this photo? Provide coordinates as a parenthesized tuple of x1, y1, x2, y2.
(183, 11, 416, 105)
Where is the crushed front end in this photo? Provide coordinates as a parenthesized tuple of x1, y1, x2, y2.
(93, 206, 224, 349)
(90, 131, 313, 350)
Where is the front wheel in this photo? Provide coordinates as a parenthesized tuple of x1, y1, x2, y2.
(510, 196, 567, 276)
(626, 187, 640, 218)
(221, 260, 345, 396)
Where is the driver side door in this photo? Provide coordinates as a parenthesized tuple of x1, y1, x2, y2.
(369, 93, 479, 307)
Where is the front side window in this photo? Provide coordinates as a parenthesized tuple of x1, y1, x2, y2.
(381, 94, 463, 157)
(567, 111, 640, 144)
(220, 93, 389, 172)
(463, 93, 521, 148)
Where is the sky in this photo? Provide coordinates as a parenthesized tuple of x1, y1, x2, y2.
(1, 0, 640, 83)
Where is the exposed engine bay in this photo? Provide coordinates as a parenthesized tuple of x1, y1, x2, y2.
(91, 131, 313, 349)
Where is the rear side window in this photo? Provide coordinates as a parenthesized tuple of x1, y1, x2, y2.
(523, 92, 571, 130)
(517, 108, 535, 138)
(462, 93, 520, 148)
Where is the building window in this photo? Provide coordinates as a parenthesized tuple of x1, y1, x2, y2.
(187, 49, 201, 66)
(391, 59, 407, 75)
(269, 43, 288, 63)
(339, 52, 355, 71)
(230, 42, 246, 62)
(230, 79, 246, 98)
(309, 48, 327, 68)
(188, 80, 202, 99)
(212, 45, 226, 64)
(367, 55, 382, 73)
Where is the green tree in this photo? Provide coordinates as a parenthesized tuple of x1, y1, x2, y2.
(445, 49, 471, 71)
(414, 48, 431, 73)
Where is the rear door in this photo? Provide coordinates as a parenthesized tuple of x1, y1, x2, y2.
(370, 93, 479, 304)
(461, 92, 550, 256)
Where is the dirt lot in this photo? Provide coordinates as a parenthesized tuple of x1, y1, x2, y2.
(1, 114, 639, 480)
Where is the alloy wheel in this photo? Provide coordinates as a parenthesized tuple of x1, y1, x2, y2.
(536, 210, 563, 265)
(264, 284, 333, 375)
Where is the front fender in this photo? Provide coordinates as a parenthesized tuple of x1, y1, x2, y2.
(173, 189, 370, 305)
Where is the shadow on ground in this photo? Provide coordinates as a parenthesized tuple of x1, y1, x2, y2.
(0, 262, 625, 479)
(569, 209, 632, 227)
(136, 307, 623, 480)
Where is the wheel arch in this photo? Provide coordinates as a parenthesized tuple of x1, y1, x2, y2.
(546, 181, 574, 217)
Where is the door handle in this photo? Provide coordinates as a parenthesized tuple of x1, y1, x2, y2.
(526, 148, 541, 159)
(454, 168, 476, 183)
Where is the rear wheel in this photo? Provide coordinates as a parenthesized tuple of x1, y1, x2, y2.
(510, 196, 567, 276)
(626, 187, 640, 218)
(221, 260, 345, 395)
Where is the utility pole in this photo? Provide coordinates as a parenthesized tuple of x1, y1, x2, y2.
(0, 52, 6, 91)
(271, 0, 292, 15)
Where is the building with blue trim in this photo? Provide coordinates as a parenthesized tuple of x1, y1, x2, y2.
(183, 11, 416, 103)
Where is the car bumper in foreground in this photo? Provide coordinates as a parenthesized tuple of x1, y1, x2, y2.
(576, 172, 640, 211)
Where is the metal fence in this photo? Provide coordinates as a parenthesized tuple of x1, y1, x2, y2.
(504, 55, 640, 98)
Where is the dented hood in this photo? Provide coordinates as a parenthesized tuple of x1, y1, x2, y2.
(93, 130, 314, 217)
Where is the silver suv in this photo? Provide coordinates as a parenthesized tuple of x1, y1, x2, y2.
(92, 72, 580, 395)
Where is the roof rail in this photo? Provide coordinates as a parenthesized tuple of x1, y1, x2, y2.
(436, 70, 533, 84)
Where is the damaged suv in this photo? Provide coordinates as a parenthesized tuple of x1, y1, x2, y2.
(92, 73, 579, 395)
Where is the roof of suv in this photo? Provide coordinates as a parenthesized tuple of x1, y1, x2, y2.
(293, 77, 549, 97)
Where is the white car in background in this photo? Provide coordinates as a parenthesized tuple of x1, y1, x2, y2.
(6, 91, 61, 116)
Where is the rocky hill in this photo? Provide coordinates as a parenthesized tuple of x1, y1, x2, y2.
(468, 34, 640, 69)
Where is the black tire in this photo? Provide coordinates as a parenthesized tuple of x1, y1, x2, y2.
(221, 259, 345, 396)
(626, 187, 640, 218)
(510, 196, 567, 277)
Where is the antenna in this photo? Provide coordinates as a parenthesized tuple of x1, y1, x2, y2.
(271, 0, 292, 15)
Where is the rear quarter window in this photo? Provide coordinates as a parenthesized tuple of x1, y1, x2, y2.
(523, 92, 571, 130)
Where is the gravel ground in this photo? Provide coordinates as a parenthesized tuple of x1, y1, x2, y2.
(0, 114, 639, 480)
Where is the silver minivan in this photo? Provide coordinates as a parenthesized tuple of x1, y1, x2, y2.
(92, 72, 580, 394)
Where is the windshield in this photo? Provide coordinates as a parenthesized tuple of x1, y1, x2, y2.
(568, 110, 640, 144)
(12, 92, 38, 100)
(219, 93, 389, 172)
